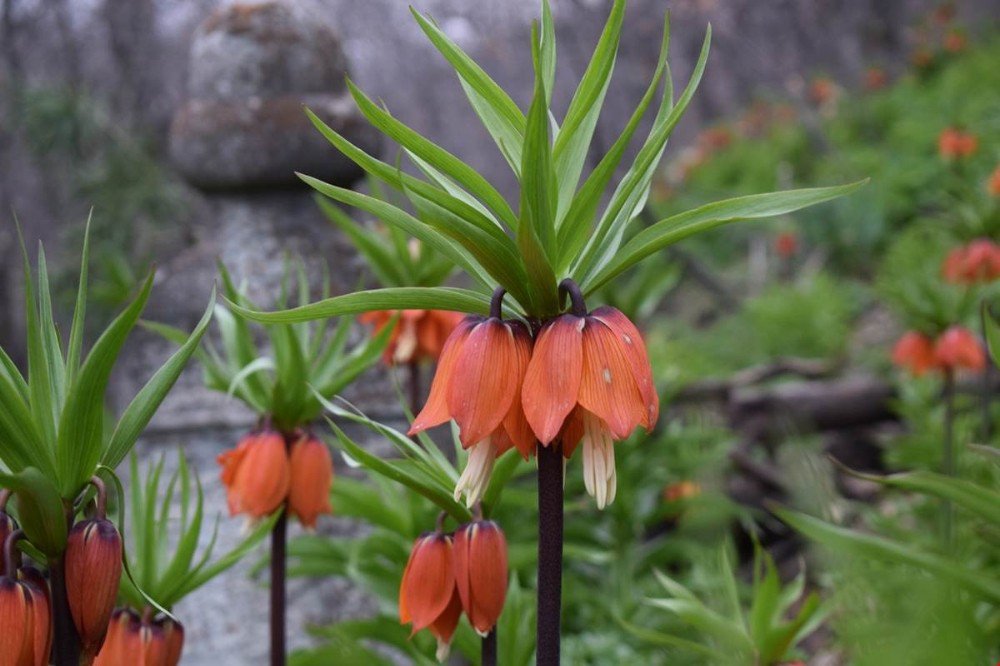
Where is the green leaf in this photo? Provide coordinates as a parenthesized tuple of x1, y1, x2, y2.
(66, 212, 92, 384)
(36, 248, 66, 418)
(410, 8, 526, 173)
(57, 272, 154, 497)
(557, 13, 670, 270)
(584, 181, 868, 294)
(776, 507, 1000, 603)
(103, 290, 215, 470)
(317, 197, 406, 287)
(226, 287, 492, 324)
(847, 468, 1000, 525)
(539, 0, 556, 106)
(0, 467, 68, 556)
(18, 229, 57, 452)
(0, 368, 47, 473)
(985, 305, 1000, 368)
(552, 0, 625, 223)
(346, 79, 517, 229)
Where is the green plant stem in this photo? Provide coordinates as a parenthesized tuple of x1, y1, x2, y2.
(536, 442, 563, 666)
(942, 370, 956, 551)
(482, 629, 497, 666)
(270, 506, 288, 666)
(980, 302, 994, 442)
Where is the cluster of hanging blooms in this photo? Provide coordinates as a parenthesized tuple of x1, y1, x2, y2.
(93, 607, 184, 666)
(361, 309, 463, 365)
(1, 495, 51, 666)
(937, 127, 978, 160)
(399, 513, 508, 661)
(411, 282, 659, 510)
(218, 428, 333, 529)
(942, 239, 1000, 284)
(1, 479, 124, 665)
(892, 327, 986, 376)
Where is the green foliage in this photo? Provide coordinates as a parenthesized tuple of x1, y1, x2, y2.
(119, 452, 275, 610)
(0, 219, 212, 553)
(233, 0, 859, 325)
(148, 261, 388, 431)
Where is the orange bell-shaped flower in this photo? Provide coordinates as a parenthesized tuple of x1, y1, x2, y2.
(218, 431, 291, 520)
(361, 309, 464, 365)
(19, 567, 51, 666)
(288, 435, 333, 529)
(66, 517, 123, 657)
(0, 575, 35, 666)
(934, 326, 986, 372)
(892, 331, 939, 376)
(522, 298, 659, 509)
(399, 533, 462, 661)
(94, 608, 185, 666)
(453, 520, 508, 635)
(410, 291, 535, 506)
(988, 165, 1000, 197)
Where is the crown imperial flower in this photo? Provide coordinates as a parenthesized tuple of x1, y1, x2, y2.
(522, 283, 658, 508)
(410, 290, 534, 506)
(218, 431, 291, 520)
(399, 532, 462, 662)
(287, 434, 334, 529)
(360, 309, 463, 365)
(933, 326, 985, 372)
(453, 520, 508, 636)
(94, 608, 185, 666)
(892, 331, 939, 376)
(65, 517, 123, 657)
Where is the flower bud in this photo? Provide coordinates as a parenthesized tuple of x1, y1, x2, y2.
(0, 576, 34, 666)
(453, 520, 508, 635)
(218, 431, 291, 520)
(399, 533, 461, 661)
(934, 326, 986, 372)
(19, 567, 51, 666)
(66, 518, 123, 657)
(94, 609, 184, 666)
(160, 616, 185, 666)
(288, 435, 333, 529)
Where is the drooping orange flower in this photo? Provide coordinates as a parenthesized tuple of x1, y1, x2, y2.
(94, 608, 185, 666)
(360, 309, 463, 365)
(288, 435, 333, 529)
(522, 306, 659, 509)
(453, 520, 508, 635)
(19, 568, 51, 666)
(934, 326, 986, 372)
(942, 240, 1000, 284)
(938, 127, 978, 160)
(399, 533, 462, 661)
(0, 575, 35, 666)
(988, 165, 1000, 196)
(66, 518, 123, 658)
(943, 29, 966, 53)
(409, 313, 534, 506)
(892, 331, 938, 376)
(775, 232, 799, 258)
(663, 480, 702, 503)
(218, 431, 291, 520)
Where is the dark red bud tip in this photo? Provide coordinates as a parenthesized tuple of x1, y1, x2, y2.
(66, 518, 123, 657)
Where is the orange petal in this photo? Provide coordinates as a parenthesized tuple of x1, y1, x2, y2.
(591, 307, 659, 429)
(501, 322, 536, 459)
(288, 436, 334, 529)
(454, 521, 508, 634)
(399, 534, 456, 633)
(66, 518, 123, 657)
(20, 567, 51, 666)
(429, 588, 463, 660)
(0, 578, 33, 666)
(577, 318, 646, 440)
(230, 432, 290, 519)
(446, 319, 521, 447)
(409, 318, 477, 435)
(522, 315, 585, 444)
(559, 406, 587, 459)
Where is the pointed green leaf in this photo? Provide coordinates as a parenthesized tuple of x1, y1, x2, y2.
(66, 212, 92, 384)
(0, 467, 68, 555)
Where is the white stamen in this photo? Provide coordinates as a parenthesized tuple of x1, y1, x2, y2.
(454, 438, 498, 507)
(436, 638, 451, 662)
(582, 413, 617, 510)
(393, 318, 418, 363)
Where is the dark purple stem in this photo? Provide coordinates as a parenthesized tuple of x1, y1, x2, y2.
(482, 629, 498, 666)
(536, 441, 563, 665)
(270, 506, 288, 666)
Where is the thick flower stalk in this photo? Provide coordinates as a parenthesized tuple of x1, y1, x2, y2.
(410, 289, 534, 506)
(523, 281, 659, 509)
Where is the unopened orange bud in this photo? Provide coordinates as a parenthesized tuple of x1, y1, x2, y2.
(94, 609, 185, 666)
(218, 431, 291, 520)
(19, 567, 51, 666)
(453, 520, 508, 635)
(288, 436, 333, 529)
(399, 533, 461, 660)
(66, 518, 123, 657)
(0, 576, 34, 666)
